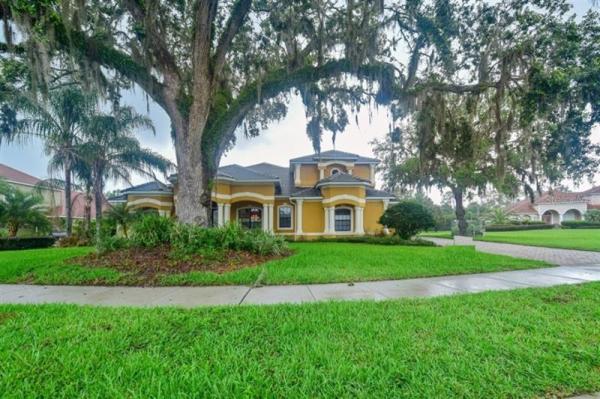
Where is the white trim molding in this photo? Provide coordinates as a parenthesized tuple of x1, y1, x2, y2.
(128, 198, 173, 208)
(322, 194, 366, 206)
(212, 192, 275, 202)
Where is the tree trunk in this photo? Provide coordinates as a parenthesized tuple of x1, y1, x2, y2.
(93, 167, 104, 238)
(453, 188, 468, 236)
(84, 185, 92, 236)
(64, 163, 73, 237)
(174, 143, 211, 225)
(7, 221, 18, 238)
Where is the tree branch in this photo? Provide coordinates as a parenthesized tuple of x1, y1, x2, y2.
(212, 0, 252, 80)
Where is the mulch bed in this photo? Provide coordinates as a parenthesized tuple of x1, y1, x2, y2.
(68, 245, 290, 282)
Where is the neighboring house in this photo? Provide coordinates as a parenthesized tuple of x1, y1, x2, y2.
(108, 150, 397, 238)
(507, 186, 600, 224)
(0, 163, 104, 221)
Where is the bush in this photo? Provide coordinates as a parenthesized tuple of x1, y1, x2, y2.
(171, 222, 288, 257)
(584, 209, 600, 223)
(314, 235, 435, 246)
(95, 235, 130, 254)
(130, 214, 174, 248)
(0, 237, 56, 251)
(379, 201, 435, 239)
(485, 224, 554, 232)
(561, 221, 600, 229)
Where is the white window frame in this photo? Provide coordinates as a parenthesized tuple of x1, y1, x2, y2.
(334, 206, 353, 232)
(330, 167, 342, 176)
(277, 204, 294, 230)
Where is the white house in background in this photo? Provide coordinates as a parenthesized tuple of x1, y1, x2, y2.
(507, 186, 600, 224)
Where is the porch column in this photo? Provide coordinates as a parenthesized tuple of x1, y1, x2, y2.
(328, 207, 336, 233)
(319, 167, 325, 180)
(369, 164, 375, 184)
(355, 206, 365, 234)
(217, 203, 224, 227)
(262, 204, 269, 231)
(296, 199, 304, 235)
(223, 203, 231, 224)
(268, 204, 274, 232)
(323, 206, 329, 233)
(383, 199, 389, 211)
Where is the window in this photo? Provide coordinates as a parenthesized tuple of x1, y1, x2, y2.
(334, 208, 352, 232)
(278, 205, 292, 229)
(211, 204, 219, 227)
(330, 168, 341, 176)
(238, 207, 262, 229)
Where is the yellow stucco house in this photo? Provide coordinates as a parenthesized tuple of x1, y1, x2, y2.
(108, 150, 396, 238)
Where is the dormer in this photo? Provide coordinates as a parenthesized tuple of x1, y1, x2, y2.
(290, 150, 379, 188)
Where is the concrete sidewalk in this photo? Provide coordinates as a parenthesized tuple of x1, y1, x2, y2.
(1, 264, 600, 308)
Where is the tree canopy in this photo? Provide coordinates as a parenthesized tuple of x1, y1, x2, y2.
(0, 0, 598, 225)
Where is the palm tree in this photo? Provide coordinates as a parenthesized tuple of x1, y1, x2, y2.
(10, 87, 96, 236)
(105, 203, 137, 238)
(0, 185, 51, 237)
(78, 106, 173, 236)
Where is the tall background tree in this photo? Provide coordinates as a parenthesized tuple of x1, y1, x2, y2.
(1, 0, 598, 226)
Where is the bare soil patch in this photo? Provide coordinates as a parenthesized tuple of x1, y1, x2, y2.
(68, 245, 290, 283)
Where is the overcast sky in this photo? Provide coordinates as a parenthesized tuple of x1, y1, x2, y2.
(0, 0, 597, 203)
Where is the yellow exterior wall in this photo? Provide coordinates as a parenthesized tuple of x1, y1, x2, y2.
(298, 165, 320, 187)
(273, 199, 295, 233)
(302, 201, 325, 233)
(320, 186, 366, 206)
(364, 201, 385, 234)
(353, 165, 371, 181)
(127, 194, 174, 212)
(213, 182, 231, 195)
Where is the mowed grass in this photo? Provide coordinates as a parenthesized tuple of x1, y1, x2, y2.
(0, 242, 547, 287)
(479, 228, 600, 251)
(419, 230, 453, 239)
(1, 283, 600, 398)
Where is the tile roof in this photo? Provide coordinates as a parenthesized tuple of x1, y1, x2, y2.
(316, 172, 372, 186)
(290, 187, 322, 198)
(247, 163, 292, 196)
(121, 181, 172, 194)
(506, 198, 537, 214)
(365, 188, 395, 198)
(217, 164, 279, 182)
(582, 186, 600, 196)
(0, 163, 41, 186)
(535, 190, 586, 204)
(289, 150, 379, 164)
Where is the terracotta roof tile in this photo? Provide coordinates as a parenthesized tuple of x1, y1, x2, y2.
(0, 163, 41, 186)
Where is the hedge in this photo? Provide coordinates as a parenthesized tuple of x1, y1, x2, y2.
(561, 221, 600, 229)
(0, 237, 56, 251)
(309, 236, 436, 246)
(485, 224, 554, 232)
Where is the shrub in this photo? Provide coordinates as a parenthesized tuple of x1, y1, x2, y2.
(379, 201, 435, 239)
(315, 235, 435, 246)
(485, 223, 554, 232)
(130, 214, 174, 248)
(584, 209, 600, 223)
(0, 237, 56, 251)
(561, 220, 600, 229)
(171, 222, 288, 257)
(95, 235, 130, 254)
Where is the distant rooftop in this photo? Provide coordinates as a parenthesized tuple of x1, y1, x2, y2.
(289, 150, 379, 164)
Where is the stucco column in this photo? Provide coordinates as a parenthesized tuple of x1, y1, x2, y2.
(383, 199, 389, 211)
(369, 164, 375, 184)
(328, 207, 336, 233)
(217, 203, 224, 227)
(268, 204, 274, 232)
(323, 206, 329, 233)
(319, 167, 325, 180)
(296, 199, 304, 235)
(262, 204, 269, 231)
(223, 203, 231, 224)
(294, 164, 301, 185)
(355, 206, 365, 234)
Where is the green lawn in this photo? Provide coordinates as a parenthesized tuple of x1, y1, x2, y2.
(0, 243, 547, 287)
(419, 230, 453, 239)
(1, 283, 599, 397)
(479, 228, 600, 251)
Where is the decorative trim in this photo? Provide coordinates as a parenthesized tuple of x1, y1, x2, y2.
(128, 198, 173, 208)
(212, 192, 275, 202)
(322, 195, 366, 205)
(316, 181, 371, 189)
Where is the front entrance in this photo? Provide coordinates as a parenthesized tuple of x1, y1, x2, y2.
(238, 207, 262, 229)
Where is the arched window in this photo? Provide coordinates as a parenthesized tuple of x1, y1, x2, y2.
(330, 168, 341, 176)
(278, 205, 292, 229)
(334, 207, 352, 232)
